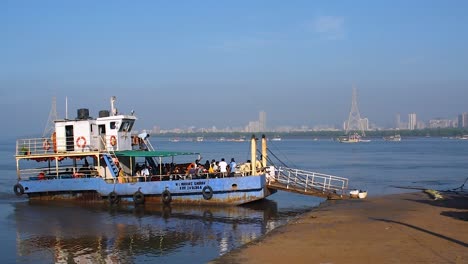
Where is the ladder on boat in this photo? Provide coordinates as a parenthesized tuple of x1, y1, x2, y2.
(266, 166, 349, 199)
(102, 153, 119, 179)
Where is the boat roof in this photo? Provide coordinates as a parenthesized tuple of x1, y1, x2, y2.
(115, 150, 199, 158)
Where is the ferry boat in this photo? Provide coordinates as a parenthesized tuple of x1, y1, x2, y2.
(383, 134, 401, 142)
(337, 133, 361, 143)
(13, 97, 276, 206)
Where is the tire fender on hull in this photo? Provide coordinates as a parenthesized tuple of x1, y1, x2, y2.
(13, 184, 24, 196)
(108, 191, 119, 205)
(133, 191, 145, 205)
(202, 185, 213, 200)
(161, 190, 172, 204)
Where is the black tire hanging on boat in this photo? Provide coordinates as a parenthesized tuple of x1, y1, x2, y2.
(202, 185, 213, 200)
(108, 191, 119, 205)
(133, 191, 145, 205)
(161, 190, 172, 204)
(13, 184, 24, 196)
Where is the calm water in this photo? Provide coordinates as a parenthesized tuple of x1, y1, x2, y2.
(0, 137, 467, 263)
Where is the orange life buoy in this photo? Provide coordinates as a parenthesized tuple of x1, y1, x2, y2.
(42, 139, 51, 151)
(110, 135, 117, 146)
(76, 136, 87, 148)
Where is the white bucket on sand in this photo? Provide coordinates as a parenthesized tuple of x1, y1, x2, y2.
(350, 189, 359, 198)
(358, 191, 368, 199)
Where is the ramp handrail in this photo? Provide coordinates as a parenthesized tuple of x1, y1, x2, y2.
(268, 166, 349, 196)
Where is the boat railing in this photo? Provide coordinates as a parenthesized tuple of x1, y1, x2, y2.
(19, 166, 100, 180)
(16, 135, 121, 157)
(269, 166, 349, 195)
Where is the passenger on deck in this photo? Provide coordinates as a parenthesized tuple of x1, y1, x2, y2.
(38, 171, 46, 180)
(141, 166, 149, 177)
(211, 159, 218, 172)
(240, 160, 251, 176)
(218, 158, 228, 177)
(229, 158, 236, 177)
(256, 158, 263, 173)
(204, 160, 210, 170)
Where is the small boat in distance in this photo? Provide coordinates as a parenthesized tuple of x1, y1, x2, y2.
(270, 136, 282, 141)
(337, 133, 361, 143)
(383, 134, 401, 142)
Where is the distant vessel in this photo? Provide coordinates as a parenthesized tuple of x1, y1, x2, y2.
(196, 136, 204, 142)
(169, 138, 180, 142)
(270, 136, 282, 141)
(337, 133, 361, 143)
(383, 134, 401, 142)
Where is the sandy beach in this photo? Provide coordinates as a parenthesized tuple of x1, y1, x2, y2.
(214, 191, 468, 264)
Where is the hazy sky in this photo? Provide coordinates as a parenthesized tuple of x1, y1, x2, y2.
(2, 1, 468, 137)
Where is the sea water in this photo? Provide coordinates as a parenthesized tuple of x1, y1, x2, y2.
(0, 137, 467, 263)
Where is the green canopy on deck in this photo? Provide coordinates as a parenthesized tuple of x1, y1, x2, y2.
(115, 150, 199, 157)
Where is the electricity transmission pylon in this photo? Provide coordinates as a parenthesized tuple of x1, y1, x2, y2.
(42, 97, 58, 138)
(345, 87, 366, 136)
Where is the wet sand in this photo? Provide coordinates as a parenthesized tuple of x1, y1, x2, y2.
(214, 191, 468, 264)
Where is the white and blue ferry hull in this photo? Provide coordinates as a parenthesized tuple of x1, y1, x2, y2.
(17, 175, 276, 206)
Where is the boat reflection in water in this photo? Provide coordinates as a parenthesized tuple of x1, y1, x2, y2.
(14, 199, 280, 263)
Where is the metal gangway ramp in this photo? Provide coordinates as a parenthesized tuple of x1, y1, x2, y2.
(266, 166, 349, 199)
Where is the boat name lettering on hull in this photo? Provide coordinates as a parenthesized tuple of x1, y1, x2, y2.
(176, 181, 206, 191)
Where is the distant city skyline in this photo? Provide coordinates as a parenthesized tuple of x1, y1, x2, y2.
(1, 1, 468, 138)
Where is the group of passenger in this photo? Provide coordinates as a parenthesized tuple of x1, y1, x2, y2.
(130, 157, 265, 181)
(184, 157, 262, 178)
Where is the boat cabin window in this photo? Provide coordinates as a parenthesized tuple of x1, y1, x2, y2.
(99, 124, 106, 134)
(119, 120, 134, 132)
(110, 122, 117, 130)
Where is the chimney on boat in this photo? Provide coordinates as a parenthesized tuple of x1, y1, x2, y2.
(77, 108, 90, 120)
(251, 134, 257, 176)
(99, 110, 110, 118)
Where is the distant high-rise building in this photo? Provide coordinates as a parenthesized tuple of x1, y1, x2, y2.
(395, 113, 401, 129)
(458, 112, 468, 128)
(245, 121, 261, 132)
(259, 111, 267, 131)
(429, 119, 452, 128)
(408, 113, 417, 130)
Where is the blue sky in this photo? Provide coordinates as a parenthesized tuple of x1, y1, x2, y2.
(1, 1, 467, 137)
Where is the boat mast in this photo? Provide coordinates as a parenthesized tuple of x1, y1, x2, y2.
(111, 96, 117, 116)
(251, 135, 257, 176)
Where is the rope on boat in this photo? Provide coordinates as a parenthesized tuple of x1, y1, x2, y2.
(264, 148, 289, 168)
(266, 141, 297, 168)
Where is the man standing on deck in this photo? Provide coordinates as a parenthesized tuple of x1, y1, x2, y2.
(218, 158, 228, 177)
(229, 158, 237, 177)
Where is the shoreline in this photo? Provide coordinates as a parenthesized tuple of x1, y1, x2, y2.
(213, 191, 468, 264)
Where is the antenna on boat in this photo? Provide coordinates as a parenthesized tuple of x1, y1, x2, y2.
(65, 96, 68, 119)
(42, 97, 58, 138)
(111, 96, 117, 116)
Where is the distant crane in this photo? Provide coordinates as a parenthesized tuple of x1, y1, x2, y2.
(345, 87, 366, 136)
